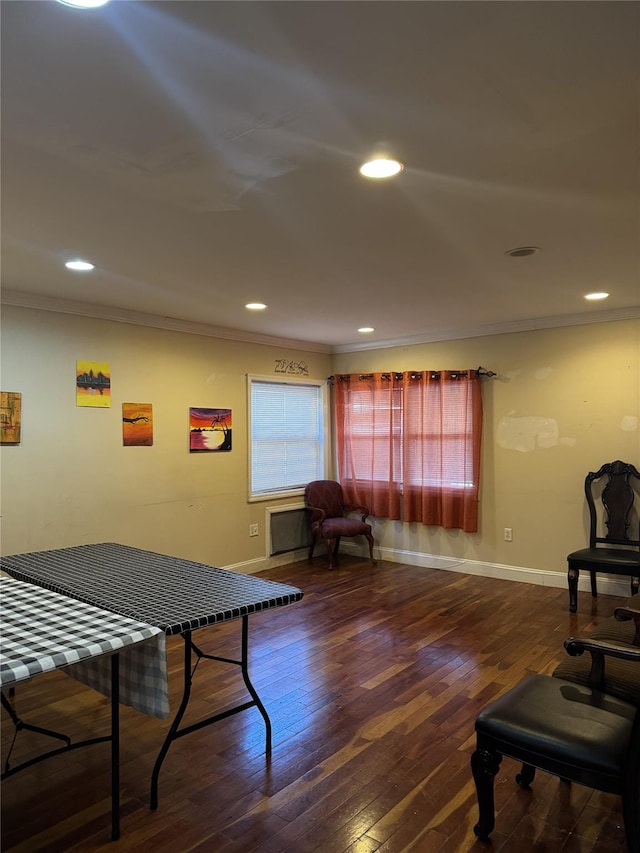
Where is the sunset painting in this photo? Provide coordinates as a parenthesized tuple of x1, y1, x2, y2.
(189, 407, 232, 452)
(122, 402, 153, 446)
(76, 360, 111, 407)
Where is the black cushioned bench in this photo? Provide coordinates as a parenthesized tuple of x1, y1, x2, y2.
(471, 599, 640, 849)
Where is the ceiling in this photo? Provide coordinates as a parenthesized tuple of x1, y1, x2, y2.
(1, 1, 638, 353)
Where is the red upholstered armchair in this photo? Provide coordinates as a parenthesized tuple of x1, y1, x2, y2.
(304, 480, 376, 570)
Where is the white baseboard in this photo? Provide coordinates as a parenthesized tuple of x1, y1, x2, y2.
(226, 542, 634, 600)
(341, 542, 633, 598)
(224, 547, 309, 576)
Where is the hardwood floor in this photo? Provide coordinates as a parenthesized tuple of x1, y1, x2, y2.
(1, 557, 632, 852)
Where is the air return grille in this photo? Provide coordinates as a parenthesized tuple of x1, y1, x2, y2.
(268, 505, 311, 556)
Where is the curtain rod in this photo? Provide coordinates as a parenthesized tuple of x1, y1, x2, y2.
(327, 366, 496, 383)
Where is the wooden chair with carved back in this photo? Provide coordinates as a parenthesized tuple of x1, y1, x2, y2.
(567, 460, 640, 613)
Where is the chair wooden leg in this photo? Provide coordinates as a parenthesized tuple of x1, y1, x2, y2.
(516, 763, 536, 788)
(365, 532, 376, 565)
(324, 538, 336, 569)
(308, 534, 317, 562)
(590, 570, 598, 598)
(471, 746, 501, 841)
(622, 767, 640, 853)
(568, 567, 579, 613)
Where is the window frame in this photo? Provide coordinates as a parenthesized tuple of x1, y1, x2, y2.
(247, 374, 329, 502)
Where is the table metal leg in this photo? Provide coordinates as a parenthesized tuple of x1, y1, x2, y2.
(239, 615, 272, 754)
(110, 653, 120, 841)
(2, 656, 121, 842)
(150, 631, 194, 810)
(150, 617, 272, 809)
(1, 691, 71, 773)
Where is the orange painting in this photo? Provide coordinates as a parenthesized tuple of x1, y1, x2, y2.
(76, 360, 111, 407)
(0, 391, 22, 444)
(123, 403, 153, 446)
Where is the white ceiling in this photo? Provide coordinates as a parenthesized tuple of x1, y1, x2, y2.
(1, 1, 638, 352)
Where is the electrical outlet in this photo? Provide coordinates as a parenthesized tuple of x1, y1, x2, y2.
(249, 523, 259, 537)
(504, 527, 513, 542)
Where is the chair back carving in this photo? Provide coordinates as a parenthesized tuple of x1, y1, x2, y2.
(586, 460, 640, 549)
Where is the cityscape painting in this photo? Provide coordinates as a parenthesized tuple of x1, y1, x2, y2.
(189, 407, 232, 452)
(76, 360, 111, 407)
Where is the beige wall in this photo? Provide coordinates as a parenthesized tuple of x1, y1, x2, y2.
(1, 306, 638, 592)
(332, 319, 640, 591)
(0, 305, 331, 569)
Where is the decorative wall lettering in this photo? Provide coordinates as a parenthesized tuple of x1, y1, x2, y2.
(274, 359, 309, 376)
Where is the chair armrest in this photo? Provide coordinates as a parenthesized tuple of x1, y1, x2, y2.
(614, 606, 640, 644)
(306, 504, 326, 524)
(564, 637, 640, 690)
(344, 503, 370, 522)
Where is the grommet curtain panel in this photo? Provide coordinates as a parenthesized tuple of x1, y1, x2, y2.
(334, 371, 483, 532)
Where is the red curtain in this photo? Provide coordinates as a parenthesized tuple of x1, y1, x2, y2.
(334, 370, 483, 532)
(335, 372, 402, 520)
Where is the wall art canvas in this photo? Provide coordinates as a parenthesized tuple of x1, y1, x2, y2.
(189, 407, 232, 452)
(122, 402, 153, 446)
(0, 392, 22, 444)
(76, 360, 111, 407)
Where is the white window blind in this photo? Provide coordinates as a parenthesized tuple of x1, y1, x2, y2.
(249, 377, 326, 499)
(403, 379, 476, 489)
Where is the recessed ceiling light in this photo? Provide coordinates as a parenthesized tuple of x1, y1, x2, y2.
(505, 246, 540, 257)
(358, 327, 375, 334)
(65, 259, 95, 271)
(245, 302, 267, 311)
(57, 0, 110, 7)
(359, 159, 404, 179)
(584, 292, 610, 301)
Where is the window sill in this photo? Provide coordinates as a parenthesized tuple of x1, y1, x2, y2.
(248, 489, 305, 503)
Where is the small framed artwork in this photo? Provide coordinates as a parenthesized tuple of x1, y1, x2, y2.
(189, 407, 232, 452)
(122, 403, 153, 446)
(0, 392, 22, 444)
(76, 360, 111, 407)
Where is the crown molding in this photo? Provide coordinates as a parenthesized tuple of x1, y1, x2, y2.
(331, 306, 640, 353)
(0, 289, 332, 355)
(2, 288, 636, 355)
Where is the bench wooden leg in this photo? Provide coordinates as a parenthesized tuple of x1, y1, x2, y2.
(471, 746, 501, 841)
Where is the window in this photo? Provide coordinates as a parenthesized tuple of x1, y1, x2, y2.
(248, 376, 328, 500)
(334, 371, 483, 531)
(403, 376, 478, 490)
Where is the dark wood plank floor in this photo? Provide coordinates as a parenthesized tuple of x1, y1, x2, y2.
(1, 558, 632, 852)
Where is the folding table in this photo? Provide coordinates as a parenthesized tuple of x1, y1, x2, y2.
(1, 542, 304, 808)
(0, 575, 163, 839)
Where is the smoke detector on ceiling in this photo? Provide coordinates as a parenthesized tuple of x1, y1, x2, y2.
(505, 246, 540, 257)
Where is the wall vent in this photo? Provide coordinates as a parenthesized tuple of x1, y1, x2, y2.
(267, 504, 311, 556)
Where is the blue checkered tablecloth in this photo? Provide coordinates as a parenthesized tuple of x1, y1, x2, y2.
(1, 576, 169, 718)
